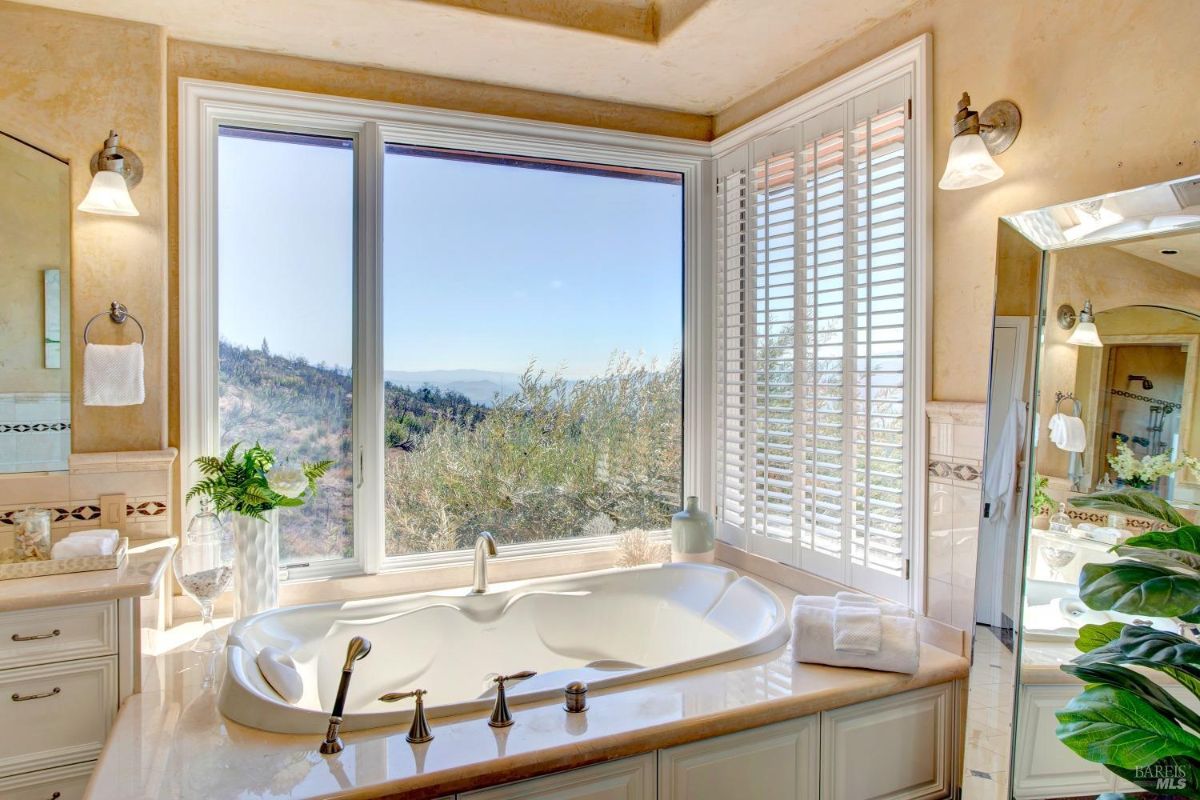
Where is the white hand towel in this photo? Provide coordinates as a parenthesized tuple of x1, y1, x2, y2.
(833, 604, 882, 653)
(51, 536, 116, 559)
(791, 599, 920, 674)
(1048, 413, 1086, 452)
(833, 591, 912, 617)
(66, 529, 120, 550)
(84, 343, 145, 407)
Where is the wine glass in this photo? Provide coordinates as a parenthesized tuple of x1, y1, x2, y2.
(173, 499, 234, 653)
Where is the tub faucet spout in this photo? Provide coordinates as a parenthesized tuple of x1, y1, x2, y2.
(471, 531, 497, 594)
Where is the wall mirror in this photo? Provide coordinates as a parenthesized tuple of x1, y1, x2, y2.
(0, 130, 71, 473)
(967, 173, 1200, 799)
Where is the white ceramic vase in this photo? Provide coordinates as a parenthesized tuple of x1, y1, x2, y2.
(230, 509, 279, 619)
(671, 495, 715, 563)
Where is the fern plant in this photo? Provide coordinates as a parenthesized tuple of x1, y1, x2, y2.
(185, 442, 333, 520)
(1055, 488, 1200, 797)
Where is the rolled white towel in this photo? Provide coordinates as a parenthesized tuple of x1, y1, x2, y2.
(833, 604, 882, 653)
(791, 602, 920, 674)
(51, 536, 117, 559)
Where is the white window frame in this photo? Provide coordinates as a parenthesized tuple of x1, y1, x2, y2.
(180, 78, 710, 580)
(708, 35, 931, 609)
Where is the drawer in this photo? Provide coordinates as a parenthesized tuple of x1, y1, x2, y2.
(0, 761, 94, 800)
(0, 602, 117, 670)
(0, 656, 117, 778)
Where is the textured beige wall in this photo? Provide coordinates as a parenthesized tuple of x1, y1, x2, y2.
(716, 0, 1200, 403)
(0, 133, 70, 393)
(0, 0, 168, 452)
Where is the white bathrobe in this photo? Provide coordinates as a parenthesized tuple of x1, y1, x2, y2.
(982, 399, 1027, 528)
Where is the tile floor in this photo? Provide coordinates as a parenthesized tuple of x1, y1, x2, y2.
(962, 625, 1016, 800)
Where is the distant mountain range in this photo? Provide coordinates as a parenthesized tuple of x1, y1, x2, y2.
(384, 369, 526, 406)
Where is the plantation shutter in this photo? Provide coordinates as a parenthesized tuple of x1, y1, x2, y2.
(713, 74, 912, 602)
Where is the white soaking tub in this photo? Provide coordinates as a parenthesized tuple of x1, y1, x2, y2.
(218, 562, 790, 734)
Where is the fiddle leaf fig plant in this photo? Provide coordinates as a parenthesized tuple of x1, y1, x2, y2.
(1055, 489, 1200, 797)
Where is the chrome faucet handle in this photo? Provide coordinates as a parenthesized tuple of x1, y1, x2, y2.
(319, 635, 372, 755)
(378, 688, 433, 743)
(489, 670, 537, 728)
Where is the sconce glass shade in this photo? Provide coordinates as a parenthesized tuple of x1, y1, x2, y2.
(1067, 321, 1103, 347)
(78, 169, 139, 216)
(938, 133, 1004, 191)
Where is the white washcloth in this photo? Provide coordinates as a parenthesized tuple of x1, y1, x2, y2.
(834, 591, 911, 616)
(67, 529, 119, 548)
(51, 533, 117, 559)
(84, 343, 145, 406)
(791, 600, 920, 674)
(833, 604, 882, 653)
(1048, 413, 1087, 452)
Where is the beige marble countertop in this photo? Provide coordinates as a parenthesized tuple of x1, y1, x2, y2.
(85, 568, 968, 800)
(0, 541, 173, 612)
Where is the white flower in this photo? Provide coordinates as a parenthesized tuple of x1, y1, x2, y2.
(267, 465, 308, 498)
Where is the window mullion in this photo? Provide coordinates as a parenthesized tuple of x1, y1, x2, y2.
(839, 104, 856, 585)
(355, 120, 385, 575)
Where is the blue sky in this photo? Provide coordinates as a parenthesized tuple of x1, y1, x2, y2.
(217, 133, 682, 379)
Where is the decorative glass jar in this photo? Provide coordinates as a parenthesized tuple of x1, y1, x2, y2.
(173, 499, 234, 652)
(13, 508, 52, 561)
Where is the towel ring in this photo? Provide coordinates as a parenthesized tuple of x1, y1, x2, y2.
(83, 302, 145, 345)
(1054, 391, 1077, 414)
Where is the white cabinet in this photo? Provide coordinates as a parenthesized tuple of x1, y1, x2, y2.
(0, 761, 95, 800)
(461, 754, 656, 800)
(464, 683, 958, 800)
(820, 683, 954, 800)
(659, 715, 818, 800)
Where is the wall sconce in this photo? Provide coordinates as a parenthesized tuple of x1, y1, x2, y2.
(938, 92, 1022, 191)
(78, 130, 141, 216)
(1058, 300, 1103, 347)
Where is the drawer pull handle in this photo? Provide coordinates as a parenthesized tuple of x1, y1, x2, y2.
(11, 686, 61, 702)
(11, 629, 61, 642)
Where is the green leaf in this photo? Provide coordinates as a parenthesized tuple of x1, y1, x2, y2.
(1071, 488, 1190, 528)
(1115, 546, 1200, 574)
(1075, 622, 1128, 652)
(1062, 662, 1200, 734)
(1123, 525, 1200, 555)
(1073, 625, 1200, 695)
(1078, 560, 1200, 619)
(1056, 685, 1200, 769)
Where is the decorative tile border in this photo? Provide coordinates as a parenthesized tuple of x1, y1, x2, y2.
(0, 499, 167, 526)
(1065, 508, 1169, 532)
(0, 422, 70, 433)
(928, 459, 981, 482)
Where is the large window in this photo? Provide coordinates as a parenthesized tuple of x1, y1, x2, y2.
(713, 69, 925, 604)
(184, 83, 700, 578)
(380, 146, 683, 556)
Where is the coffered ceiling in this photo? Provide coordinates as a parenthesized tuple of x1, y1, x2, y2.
(12, 0, 915, 114)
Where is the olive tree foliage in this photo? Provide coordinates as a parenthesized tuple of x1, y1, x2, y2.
(384, 352, 683, 554)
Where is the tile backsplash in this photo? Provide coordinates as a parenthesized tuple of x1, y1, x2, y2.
(0, 449, 176, 552)
(0, 392, 70, 472)
(926, 401, 985, 631)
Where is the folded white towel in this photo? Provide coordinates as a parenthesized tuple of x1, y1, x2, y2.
(793, 594, 911, 617)
(1048, 413, 1087, 452)
(791, 601, 920, 674)
(84, 343, 145, 407)
(834, 591, 911, 616)
(51, 535, 117, 559)
(834, 604, 882, 653)
(67, 529, 119, 548)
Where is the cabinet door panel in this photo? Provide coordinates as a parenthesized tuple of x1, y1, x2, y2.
(821, 684, 953, 800)
(1013, 685, 1112, 799)
(659, 715, 818, 800)
(461, 754, 655, 800)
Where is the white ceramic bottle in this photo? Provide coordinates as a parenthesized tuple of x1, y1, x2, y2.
(671, 495, 715, 563)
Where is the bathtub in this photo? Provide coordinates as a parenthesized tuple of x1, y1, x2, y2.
(218, 562, 790, 734)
